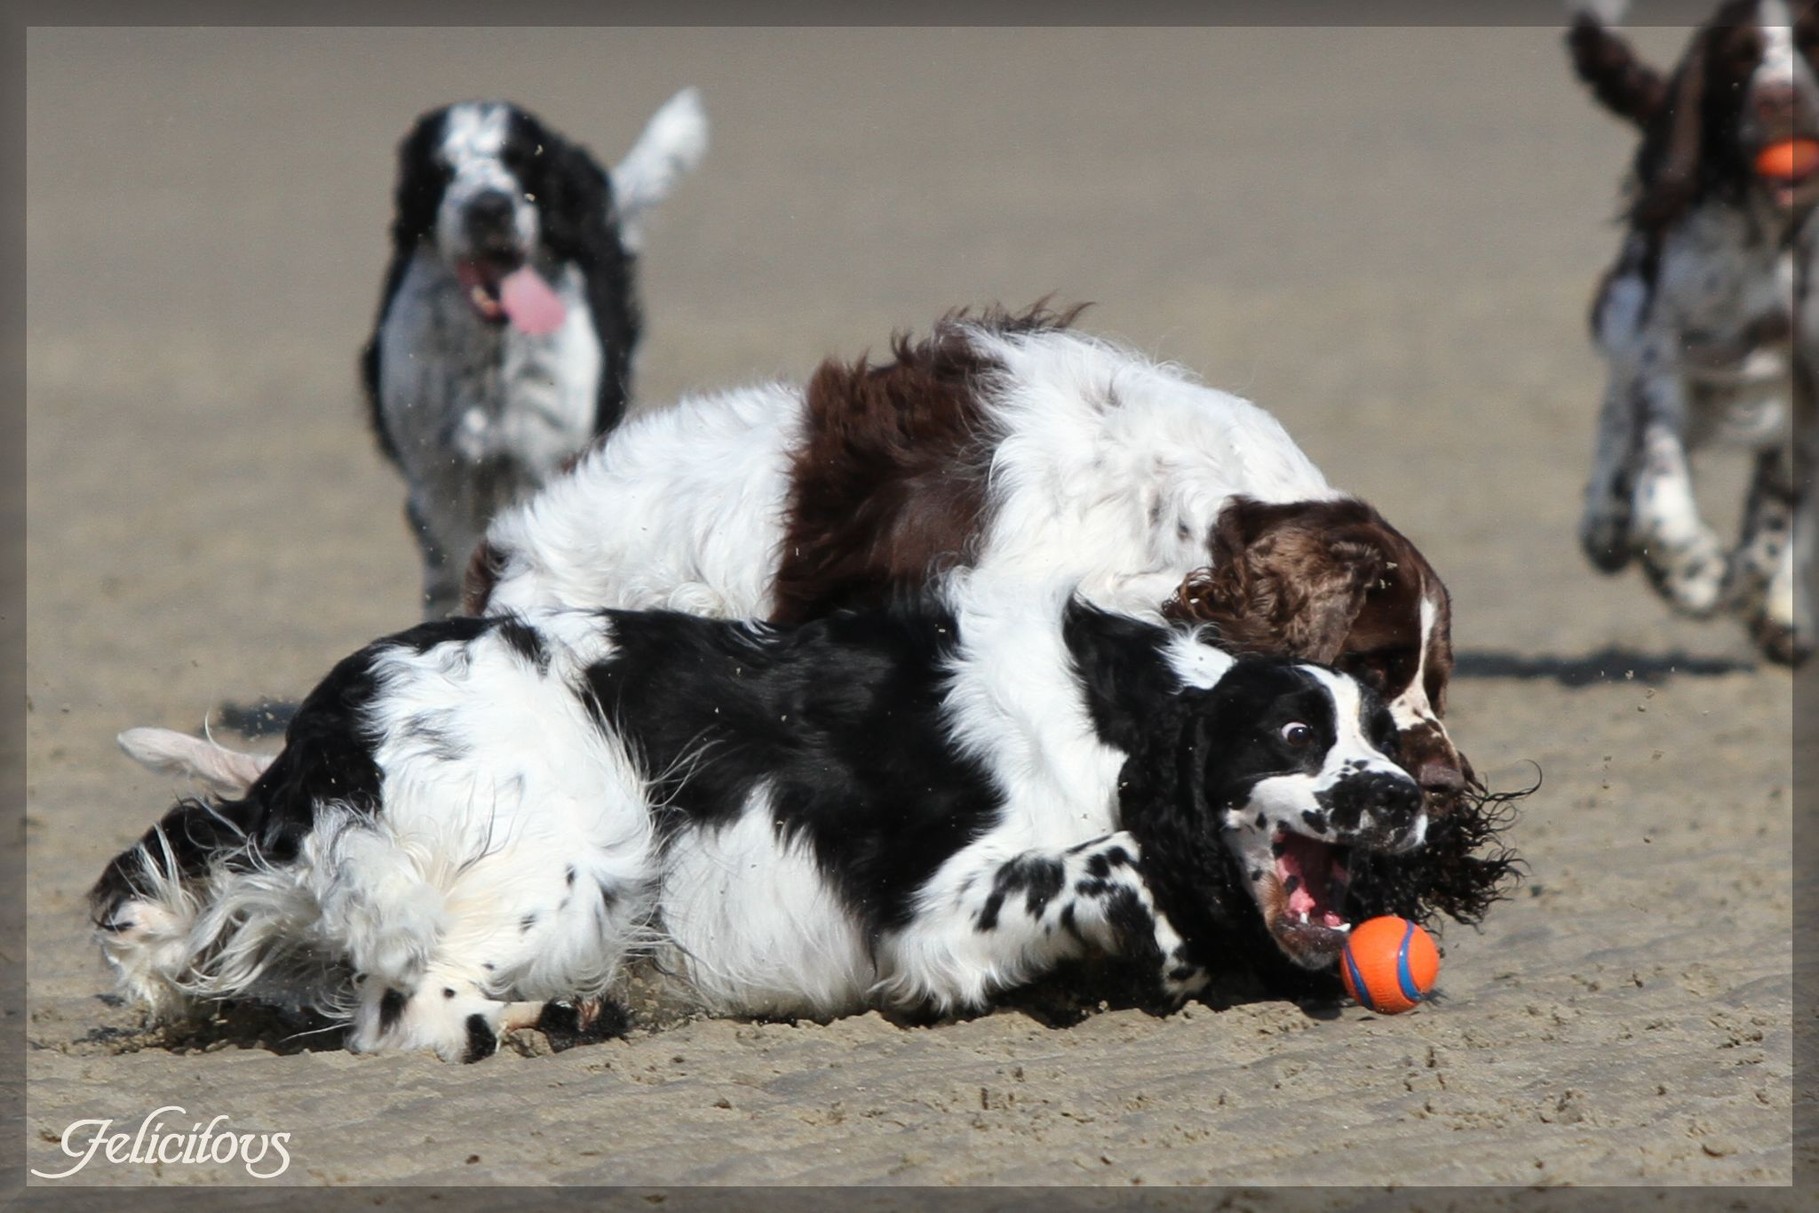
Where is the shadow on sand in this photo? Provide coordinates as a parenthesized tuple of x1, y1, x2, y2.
(1452, 646, 1755, 688)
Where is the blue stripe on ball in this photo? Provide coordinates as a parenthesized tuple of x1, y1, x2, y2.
(1343, 947, 1379, 1013)
(1394, 919, 1425, 1004)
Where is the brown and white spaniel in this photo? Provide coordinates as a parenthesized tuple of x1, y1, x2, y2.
(1568, 0, 1816, 665)
(468, 305, 1474, 810)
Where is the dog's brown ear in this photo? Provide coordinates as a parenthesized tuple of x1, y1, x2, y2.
(1567, 12, 1668, 128)
(461, 539, 505, 617)
(1279, 534, 1384, 665)
(1164, 498, 1383, 665)
(1162, 497, 1273, 652)
(1633, 28, 1709, 230)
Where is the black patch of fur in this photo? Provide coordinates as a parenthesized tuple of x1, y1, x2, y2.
(582, 603, 999, 935)
(88, 797, 260, 926)
(495, 616, 552, 673)
(378, 988, 406, 1033)
(535, 998, 630, 1051)
(463, 1013, 498, 1063)
(1061, 601, 1181, 754)
(976, 855, 1066, 932)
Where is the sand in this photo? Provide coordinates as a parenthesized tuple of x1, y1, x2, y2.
(21, 24, 1807, 1196)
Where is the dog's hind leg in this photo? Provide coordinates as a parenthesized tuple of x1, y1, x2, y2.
(881, 833, 1206, 1015)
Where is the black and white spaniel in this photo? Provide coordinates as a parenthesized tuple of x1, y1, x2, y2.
(466, 305, 1476, 813)
(92, 576, 1457, 1061)
(1568, 0, 1816, 665)
(365, 92, 707, 618)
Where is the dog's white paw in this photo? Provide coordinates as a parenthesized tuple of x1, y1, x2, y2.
(1637, 524, 1727, 617)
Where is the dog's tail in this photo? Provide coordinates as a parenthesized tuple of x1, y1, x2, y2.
(1565, 0, 1666, 129)
(118, 727, 273, 799)
(613, 86, 709, 252)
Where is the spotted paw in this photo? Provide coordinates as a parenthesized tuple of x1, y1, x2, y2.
(1637, 528, 1727, 618)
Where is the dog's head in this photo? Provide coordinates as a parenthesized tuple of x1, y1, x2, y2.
(1129, 657, 1424, 971)
(1162, 496, 1470, 818)
(1574, 1, 1819, 223)
(390, 101, 611, 327)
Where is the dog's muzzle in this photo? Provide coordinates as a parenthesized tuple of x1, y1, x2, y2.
(1326, 769, 1425, 853)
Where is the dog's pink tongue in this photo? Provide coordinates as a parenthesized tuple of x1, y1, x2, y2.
(1279, 834, 1345, 926)
(499, 267, 566, 335)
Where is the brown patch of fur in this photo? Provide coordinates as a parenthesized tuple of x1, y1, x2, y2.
(1163, 497, 1404, 666)
(460, 538, 506, 616)
(1632, 25, 1712, 232)
(770, 301, 1089, 624)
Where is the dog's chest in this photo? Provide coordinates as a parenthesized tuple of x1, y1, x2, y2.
(1656, 211, 1799, 443)
(379, 254, 602, 471)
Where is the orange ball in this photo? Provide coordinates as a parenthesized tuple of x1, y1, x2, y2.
(1755, 138, 1819, 182)
(1339, 916, 1440, 1014)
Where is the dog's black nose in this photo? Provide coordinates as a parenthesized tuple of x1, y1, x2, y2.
(465, 190, 517, 234)
(1335, 770, 1422, 844)
(1416, 758, 1466, 797)
(1365, 771, 1420, 821)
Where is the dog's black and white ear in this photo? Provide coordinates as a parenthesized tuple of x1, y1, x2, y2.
(390, 108, 453, 251)
(533, 126, 615, 265)
(1566, 2, 1667, 128)
(611, 87, 709, 253)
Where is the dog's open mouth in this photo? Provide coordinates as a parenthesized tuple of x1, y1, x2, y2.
(455, 257, 568, 335)
(456, 255, 518, 323)
(1755, 136, 1819, 208)
(1256, 829, 1355, 967)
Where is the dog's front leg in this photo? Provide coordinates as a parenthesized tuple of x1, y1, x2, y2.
(1628, 356, 1727, 616)
(1581, 356, 1645, 573)
(883, 833, 1205, 1014)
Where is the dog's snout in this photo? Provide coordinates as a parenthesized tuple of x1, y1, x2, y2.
(1754, 82, 1797, 127)
(1361, 770, 1421, 824)
(1328, 769, 1424, 850)
(1416, 757, 1466, 797)
(464, 190, 518, 234)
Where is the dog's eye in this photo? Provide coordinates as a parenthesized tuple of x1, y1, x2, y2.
(1280, 722, 1314, 748)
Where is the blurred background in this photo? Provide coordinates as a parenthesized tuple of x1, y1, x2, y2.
(27, 24, 1715, 687)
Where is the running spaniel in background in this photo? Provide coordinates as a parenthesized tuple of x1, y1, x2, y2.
(469, 305, 1476, 811)
(1568, 0, 1816, 665)
(365, 92, 707, 618)
(94, 577, 1458, 1061)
